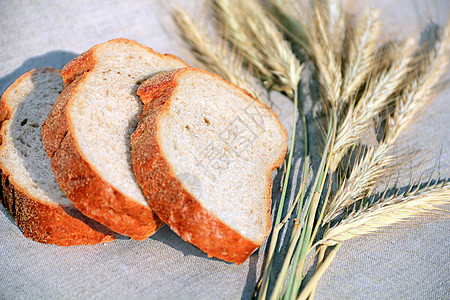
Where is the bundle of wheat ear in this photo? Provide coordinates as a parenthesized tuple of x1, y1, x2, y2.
(172, 0, 449, 298)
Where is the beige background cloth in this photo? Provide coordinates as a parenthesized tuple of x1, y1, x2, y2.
(1, 0, 448, 299)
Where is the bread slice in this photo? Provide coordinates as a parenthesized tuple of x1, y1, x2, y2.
(0, 68, 115, 245)
(131, 67, 288, 264)
(41, 39, 189, 240)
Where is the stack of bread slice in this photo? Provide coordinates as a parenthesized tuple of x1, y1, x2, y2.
(0, 39, 287, 264)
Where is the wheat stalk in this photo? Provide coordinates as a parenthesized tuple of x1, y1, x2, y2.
(322, 180, 450, 246)
(172, 8, 262, 99)
(172, 1, 450, 299)
(208, 2, 304, 299)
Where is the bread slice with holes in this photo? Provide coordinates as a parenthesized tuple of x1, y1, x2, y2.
(41, 39, 189, 240)
(0, 68, 115, 245)
(131, 67, 288, 264)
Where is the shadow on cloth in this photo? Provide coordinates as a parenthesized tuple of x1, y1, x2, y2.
(0, 50, 78, 95)
(150, 225, 228, 262)
(242, 161, 292, 299)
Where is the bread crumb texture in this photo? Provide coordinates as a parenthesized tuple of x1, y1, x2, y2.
(0, 68, 115, 245)
(68, 40, 187, 206)
(133, 67, 287, 263)
(0, 68, 68, 204)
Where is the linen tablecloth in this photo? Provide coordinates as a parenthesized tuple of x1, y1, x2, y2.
(1, 0, 448, 299)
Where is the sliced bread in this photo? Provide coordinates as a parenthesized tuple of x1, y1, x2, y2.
(41, 39, 189, 240)
(131, 67, 288, 264)
(0, 68, 115, 245)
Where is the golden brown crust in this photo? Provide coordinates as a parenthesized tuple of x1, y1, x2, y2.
(41, 41, 173, 240)
(48, 124, 162, 240)
(61, 38, 188, 86)
(61, 51, 96, 86)
(132, 67, 287, 264)
(0, 68, 116, 245)
(0, 169, 116, 245)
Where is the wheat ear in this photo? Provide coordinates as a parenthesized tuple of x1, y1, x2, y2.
(306, 0, 344, 107)
(267, 0, 310, 52)
(172, 8, 262, 99)
(341, 8, 381, 101)
(327, 21, 449, 219)
(386, 20, 450, 143)
(212, 0, 302, 95)
(322, 180, 450, 246)
(324, 143, 398, 223)
(330, 39, 416, 170)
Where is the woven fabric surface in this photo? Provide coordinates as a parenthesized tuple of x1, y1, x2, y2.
(1, 0, 448, 299)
